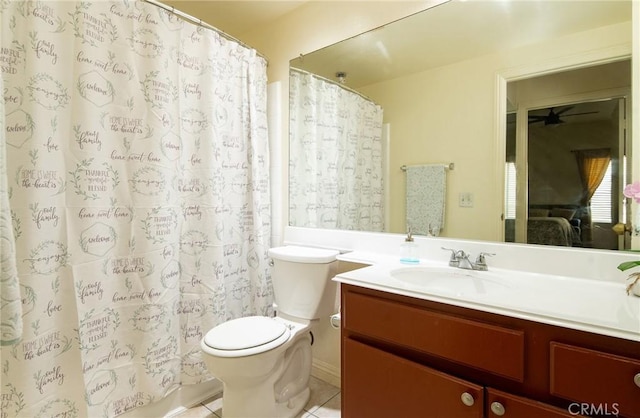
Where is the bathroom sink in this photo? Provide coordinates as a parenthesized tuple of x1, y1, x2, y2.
(389, 266, 511, 297)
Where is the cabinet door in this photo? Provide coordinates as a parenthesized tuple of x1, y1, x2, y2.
(343, 338, 483, 418)
(343, 290, 525, 381)
(486, 388, 584, 418)
(550, 342, 640, 418)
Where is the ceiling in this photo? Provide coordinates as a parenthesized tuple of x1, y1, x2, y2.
(156, 1, 631, 90)
(155, 1, 631, 90)
(290, 0, 631, 88)
(161, 0, 307, 39)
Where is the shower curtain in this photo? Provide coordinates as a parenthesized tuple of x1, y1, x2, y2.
(0, 1, 272, 417)
(289, 68, 384, 232)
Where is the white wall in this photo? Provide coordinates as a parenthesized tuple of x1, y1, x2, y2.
(358, 21, 631, 241)
(241, 0, 445, 246)
(241, 1, 444, 387)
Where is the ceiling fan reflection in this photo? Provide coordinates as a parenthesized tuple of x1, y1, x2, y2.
(528, 106, 599, 126)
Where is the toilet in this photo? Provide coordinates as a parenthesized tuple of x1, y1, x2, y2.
(200, 245, 339, 418)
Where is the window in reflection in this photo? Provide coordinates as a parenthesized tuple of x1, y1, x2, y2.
(504, 112, 517, 243)
(592, 161, 613, 224)
(505, 163, 517, 219)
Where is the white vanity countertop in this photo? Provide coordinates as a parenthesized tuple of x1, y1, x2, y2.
(335, 251, 640, 342)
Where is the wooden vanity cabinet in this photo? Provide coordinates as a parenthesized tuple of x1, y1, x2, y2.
(343, 338, 484, 418)
(341, 284, 640, 418)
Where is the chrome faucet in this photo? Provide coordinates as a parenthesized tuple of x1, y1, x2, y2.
(441, 248, 494, 271)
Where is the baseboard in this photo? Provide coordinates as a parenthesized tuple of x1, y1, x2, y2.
(119, 379, 222, 418)
(311, 358, 341, 388)
(121, 361, 335, 418)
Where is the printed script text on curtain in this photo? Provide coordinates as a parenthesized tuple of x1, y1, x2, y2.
(0, 1, 271, 417)
(1, 73, 23, 347)
(289, 68, 385, 232)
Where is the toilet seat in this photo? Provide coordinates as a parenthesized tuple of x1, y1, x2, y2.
(203, 316, 291, 357)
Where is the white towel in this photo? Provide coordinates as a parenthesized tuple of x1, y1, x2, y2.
(405, 165, 446, 236)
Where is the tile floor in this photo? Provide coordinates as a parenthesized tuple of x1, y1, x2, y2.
(175, 376, 341, 418)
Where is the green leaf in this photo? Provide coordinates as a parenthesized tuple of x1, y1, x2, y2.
(617, 261, 640, 271)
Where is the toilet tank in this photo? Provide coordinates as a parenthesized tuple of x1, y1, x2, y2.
(268, 246, 339, 320)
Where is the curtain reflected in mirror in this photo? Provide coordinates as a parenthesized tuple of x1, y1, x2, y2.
(572, 148, 612, 245)
(289, 68, 385, 231)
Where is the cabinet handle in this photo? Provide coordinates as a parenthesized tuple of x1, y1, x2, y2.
(491, 401, 506, 416)
(460, 392, 475, 407)
(635, 373, 640, 388)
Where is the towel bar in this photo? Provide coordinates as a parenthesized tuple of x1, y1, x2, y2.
(401, 163, 454, 171)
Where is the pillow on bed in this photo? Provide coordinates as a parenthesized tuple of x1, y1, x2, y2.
(551, 208, 576, 220)
(529, 209, 550, 217)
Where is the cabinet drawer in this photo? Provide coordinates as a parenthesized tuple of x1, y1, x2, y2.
(344, 291, 524, 380)
(486, 387, 582, 418)
(343, 337, 484, 418)
(550, 342, 640, 418)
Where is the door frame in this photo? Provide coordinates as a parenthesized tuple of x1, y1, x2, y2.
(493, 43, 632, 245)
(513, 91, 630, 247)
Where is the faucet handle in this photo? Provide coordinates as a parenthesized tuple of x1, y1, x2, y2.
(475, 252, 495, 267)
(476, 252, 495, 261)
(441, 247, 459, 267)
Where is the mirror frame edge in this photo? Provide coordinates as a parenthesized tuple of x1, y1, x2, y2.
(632, 0, 640, 249)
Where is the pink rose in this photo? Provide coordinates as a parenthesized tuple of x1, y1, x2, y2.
(623, 181, 640, 204)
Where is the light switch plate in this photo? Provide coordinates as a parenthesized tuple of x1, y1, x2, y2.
(459, 192, 474, 207)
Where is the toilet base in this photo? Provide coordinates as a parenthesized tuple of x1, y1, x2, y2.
(213, 330, 313, 418)
(276, 386, 310, 418)
(220, 378, 310, 418)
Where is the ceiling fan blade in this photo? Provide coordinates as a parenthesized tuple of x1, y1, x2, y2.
(561, 111, 599, 117)
(554, 106, 575, 116)
(527, 106, 602, 126)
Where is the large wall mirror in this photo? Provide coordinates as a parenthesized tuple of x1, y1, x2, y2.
(288, 0, 636, 251)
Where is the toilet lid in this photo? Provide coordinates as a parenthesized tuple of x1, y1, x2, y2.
(203, 316, 289, 351)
